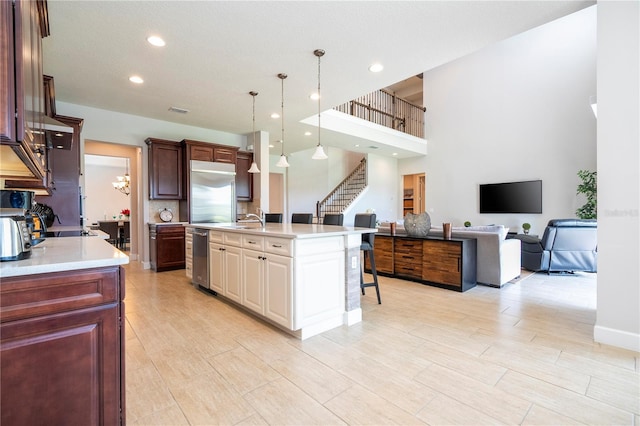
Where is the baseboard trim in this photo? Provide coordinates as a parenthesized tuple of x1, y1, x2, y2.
(344, 308, 362, 326)
(594, 325, 640, 352)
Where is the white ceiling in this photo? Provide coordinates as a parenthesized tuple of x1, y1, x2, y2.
(42, 1, 593, 157)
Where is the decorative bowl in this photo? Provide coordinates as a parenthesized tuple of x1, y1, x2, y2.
(404, 212, 431, 237)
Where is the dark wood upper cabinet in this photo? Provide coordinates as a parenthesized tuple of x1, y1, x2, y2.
(146, 138, 183, 200)
(0, 0, 49, 180)
(235, 151, 253, 201)
(182, 139, 238, 164)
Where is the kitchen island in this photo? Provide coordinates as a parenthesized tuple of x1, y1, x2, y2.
(186, 223, 375, 340)
(0, 237, 128, 425)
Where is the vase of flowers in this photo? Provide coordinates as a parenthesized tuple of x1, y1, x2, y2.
(120, 209, 130, 218)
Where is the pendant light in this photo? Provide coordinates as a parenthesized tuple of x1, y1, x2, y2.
(247, 91, 260, 173)
(112, 157, 131, 195)
(312, 49, 328, 160)
(276, 73, 290, 168)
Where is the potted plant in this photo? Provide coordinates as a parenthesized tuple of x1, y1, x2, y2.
(576, 169, 597, 219)
(522, 222, 531, 235)
(464, 221, 471, 227)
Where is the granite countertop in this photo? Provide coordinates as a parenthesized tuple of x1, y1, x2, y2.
(187, 223, 377, 239)
(0, 237, 129, 278)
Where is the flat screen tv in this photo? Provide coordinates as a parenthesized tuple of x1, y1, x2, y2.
(479, 180, 542, 214)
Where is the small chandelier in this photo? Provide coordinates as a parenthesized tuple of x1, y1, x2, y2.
(112, 158, 131, 195)
(276, 73, 290, 168)
(248, 91, 260, 173)
(312, 49, 328, 160)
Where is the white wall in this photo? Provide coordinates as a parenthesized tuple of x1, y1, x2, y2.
(594, 1, 640, 352)
(412, 6, 597, 236)
(284, 147, 398, 226)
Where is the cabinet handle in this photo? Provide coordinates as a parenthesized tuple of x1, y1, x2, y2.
(248, 241, 257, 244)
(457, 258, 461, 272)
(150, 236, 156, 240)
(271, 244, 282, 248)
(219, 247, 226, 251)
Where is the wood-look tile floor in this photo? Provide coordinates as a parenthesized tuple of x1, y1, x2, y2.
(124, 262, 639, 425)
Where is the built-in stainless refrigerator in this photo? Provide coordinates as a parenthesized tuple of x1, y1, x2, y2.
(190, 160, 236, 223)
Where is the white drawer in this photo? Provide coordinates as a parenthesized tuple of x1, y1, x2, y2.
(224, 232, 243, 247)
(264, 237, 293, 256)
(242, 235, 264, 251)
(185, 240, 193, 257)
(209, 230, 224, 243)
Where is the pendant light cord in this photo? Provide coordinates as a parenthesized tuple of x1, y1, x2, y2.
(278, 73, 287, 156)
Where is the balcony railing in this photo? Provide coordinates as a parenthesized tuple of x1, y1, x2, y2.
(334, 89, 426, 138)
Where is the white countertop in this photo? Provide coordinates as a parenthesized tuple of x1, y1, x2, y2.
(0, 237, 129, 278)
(187, 223, 376, 239)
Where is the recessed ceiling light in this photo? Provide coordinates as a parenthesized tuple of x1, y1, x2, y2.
(310, 93, 320, 100)
(147, 36, 166, 47)
(129, 75, 144, 84)
(392, 153, 398, 156)
(368, 63, 384, 73)
(271, 113, 280, 119)
(269, 144, 274, 148)
(304, 131, 312, 136)
(355, 144, 360, 147)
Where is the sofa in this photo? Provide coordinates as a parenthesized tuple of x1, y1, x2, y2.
(421, 225, 521, 287)
(520, 219, 597, 272)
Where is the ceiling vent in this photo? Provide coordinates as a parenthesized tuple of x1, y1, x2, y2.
(168, 106, 189, 114)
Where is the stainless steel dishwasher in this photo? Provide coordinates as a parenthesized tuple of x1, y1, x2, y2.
(191, 228, 209, 290)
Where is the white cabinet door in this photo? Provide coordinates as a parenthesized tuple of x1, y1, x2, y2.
(242, 248, 264, 314)
(209, 242, 225, 294)
(264, 253, 293, 328)
(225, 245, 243, 304)
(294, 251, 344, 329)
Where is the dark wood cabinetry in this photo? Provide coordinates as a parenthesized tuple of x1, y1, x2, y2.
(1, 0, 50, 180)
(146, 138, 183, 200)
(422, 239, 476, 291)
(1, 265, 126, 425)
(235, 151, 253, 201)
(394, 238, 423, 280)
(183, 139, 238, 164)
(150, 224, 185, 271)
(365, 234, 477, 292)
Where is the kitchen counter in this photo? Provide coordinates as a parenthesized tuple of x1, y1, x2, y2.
(0, 237, 129, 278)
(186, 223, 376, 339)
(190, 222, 376, 239)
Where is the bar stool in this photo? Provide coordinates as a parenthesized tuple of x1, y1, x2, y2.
(291, 213, 313, 224)
(264, 213, 283, 223)
(322, 213, 344, 226)
(354, 213, 381, 304)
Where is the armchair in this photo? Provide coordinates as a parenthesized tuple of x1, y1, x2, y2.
(520, 219, 597, 272)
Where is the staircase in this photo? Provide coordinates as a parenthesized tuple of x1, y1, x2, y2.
(316, 158, 367, 222)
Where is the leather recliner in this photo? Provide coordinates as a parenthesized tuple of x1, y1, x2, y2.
(520, 219, 597, 272)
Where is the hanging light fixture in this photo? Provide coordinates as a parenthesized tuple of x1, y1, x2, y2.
(312, 49, 328, 160)
(247, 91, 261, 173)
(276, 73, 290, 168)
(112, 158, 131, 195)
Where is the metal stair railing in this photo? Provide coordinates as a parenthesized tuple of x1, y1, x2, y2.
(334, 89, 426, 138)
(316, 158, 367, 222)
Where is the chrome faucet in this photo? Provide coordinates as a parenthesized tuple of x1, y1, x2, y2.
(245, 213, 264, 227)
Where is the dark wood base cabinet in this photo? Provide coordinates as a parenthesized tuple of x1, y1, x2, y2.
(1, 266, 125, 425)
(366, 234, 477, 292)
(150, 224, 186, 272)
